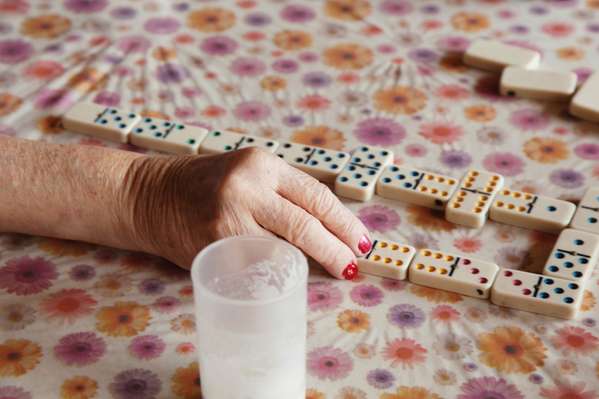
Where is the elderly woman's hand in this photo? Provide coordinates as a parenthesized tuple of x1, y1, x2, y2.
(122, 147, 372, 280)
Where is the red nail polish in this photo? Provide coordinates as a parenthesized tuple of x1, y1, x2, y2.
(358, 236, 372, 254)
(342, 262, 358, 280)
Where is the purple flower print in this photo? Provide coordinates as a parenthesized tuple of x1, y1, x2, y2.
(437, 36, 470, 52)
(143, 17, 180, 34)
(307, 346, 353, 381)
(0, 386, 31, 399)
(387, 304, 425, 328)
(477, 126, 506, 145)
(54, 332, 106, 366)
(405, 143, 428, 157)
(109, 368, 161, 399)
(230, 57, 266, 77)
(280, 4, 316, 23)
(244, 12, 272, 27)
(69, 264, 96, 281)
(510, 25, 530, 34)
(574, 143, 599, 160)
(574, 67, 594, 84)
(550, 169, 585, 189)
(272, 59, 299, 74)
(129, 335, 165, 360)
(509, 108, 550, 130)
(529, 373, 544, 384)
(529, 5, 548, 14)
(440, 150, 472, 169)
(64, 0, 108, 13)
(117, 35, 151, 53)
(283, 115, 304, 127)
(367, 369, 395, 389)
(0, 256, 57, 295)
(93, 91, 121, 107)
(138, 279, 165, 296)
(381, 278, 407, 291)
(587, 22, 599, 33)
(34, 89, 74, 111)
(110, 6, 136, 19)
(173, 3, 189, 12)
(350, 284, 384, 307)
(358, 205, 401, 233)
(0, 39, 33, 64)
(408, 48, 439, 63)
(0, 124, 16, 136)
(308, 282, 343, 312)
(354, 117, 406, 147)
(0, 23, 12, 35)
(200, 36, 238, 56)
(299, 51, 318, 62)
(156, 64, 188, 84)
(494, 247, 530, 269)
(458, 376, 524, 399)
(302, 72, 332, 88)
(152, 296, 181, 314)
(233, 101, 271, 122)
(483, 152, 524, 177)
(380, 0, 413, 15)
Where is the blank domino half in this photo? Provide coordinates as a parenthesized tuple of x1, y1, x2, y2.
(542, 228, 599, 283)
(358, 239, 416, 280)
(463, 40, 540, 73)
(570, 188, 599, 235)
(376, 166, 457, 209)
(408, 249, 499, 299)
(491, 268, 583, 319)
(500, 67, 577, 101)
(199, 130, 279, 155)
(490, 189, 575, 233)
(276, 142, 350, 183)
(62, 102, 141, 143)
(334, 146, 393, 201)
(446, 170, 504, 228)
(570, 72, 599, 122)
(130, 117, 209, 154)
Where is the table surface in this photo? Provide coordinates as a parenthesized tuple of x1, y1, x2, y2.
(2, 0, 599, 398)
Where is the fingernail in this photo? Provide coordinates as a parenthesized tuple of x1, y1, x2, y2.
(358, 235, 372, 254)
(342, 262, 358, 280)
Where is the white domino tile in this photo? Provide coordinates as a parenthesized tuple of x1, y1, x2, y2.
(129, 117, 208, 154)
(198, 130, 279, 155)
(62, 102, 141, 143)
(490, 189, 576, 233)
(491, 268, 583, 319)
(542, 228, 599, 283)
(376, 166, 458, 209)
(445, 170, 504, 228)
(358, 239, 416, 280)
(276, 142, 350, 183)
(463, 39, 541, 73)
(408, 249, 499, 299)
(570, 72, 599, 122)
(334, 146, 393, 202)
(500, 66, 577, 101)
(570, 187, 599, 235)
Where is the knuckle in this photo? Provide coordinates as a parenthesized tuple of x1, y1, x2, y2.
(286, 212, 318, 246)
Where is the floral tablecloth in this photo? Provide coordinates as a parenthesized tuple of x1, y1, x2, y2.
(2, 0, 599, 398)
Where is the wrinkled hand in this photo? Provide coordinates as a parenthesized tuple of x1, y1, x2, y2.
(122, 148, 372, 279)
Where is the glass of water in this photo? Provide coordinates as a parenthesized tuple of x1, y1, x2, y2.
(191, 236, 308, 399)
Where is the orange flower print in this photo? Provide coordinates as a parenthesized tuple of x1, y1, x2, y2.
(464, 105, 496, 122)
(410, 285, 463, 304)
(581, 290, 596, 311)
(292, 125, 346, 150)
(523, 137, 569, 164)
(419, 122, 463, 144)
(551, 326, 599, 356)
(439, 54, 468, 73)
(354, 343, 375, 359)
(21, 14, 71, 38)
(297, 94, 331, 112)
(171, 362, 201, 399)
(260, 75, 287, 91)
(454, 237, 482, 253)
(152, 46, 177, 61)
(374, 86, 427, 115)
(306, 389, 326, 399)
(590, 0, 599, 8)
(60, 375, 97, 399)
(24, 60, 64, 80)
(451, 11, 490, 32)
(0, 93, 22, 117)
(382, 338, 427, 368)
(38, 238, 93, 257)
(67, 68, 106, 93)
(407, 206, 456, 232)
(94, 273, 132, 297)
(381, 386, 442, 399)
(273, 30, 312, 51)
(324, 0, 372, 21)
(323, 43, 373, 70)
(187, 7, 236, 32)
(556, 46, 585, 61)
(40, 289, 97, 323)
(95, 301, 151, 337)
(337, 309, 370, 333)
(0, 339, 42, 376)
(171, 313, 196, 335)
(477, 326, 546, 373)
(38, 115, 64, 134)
